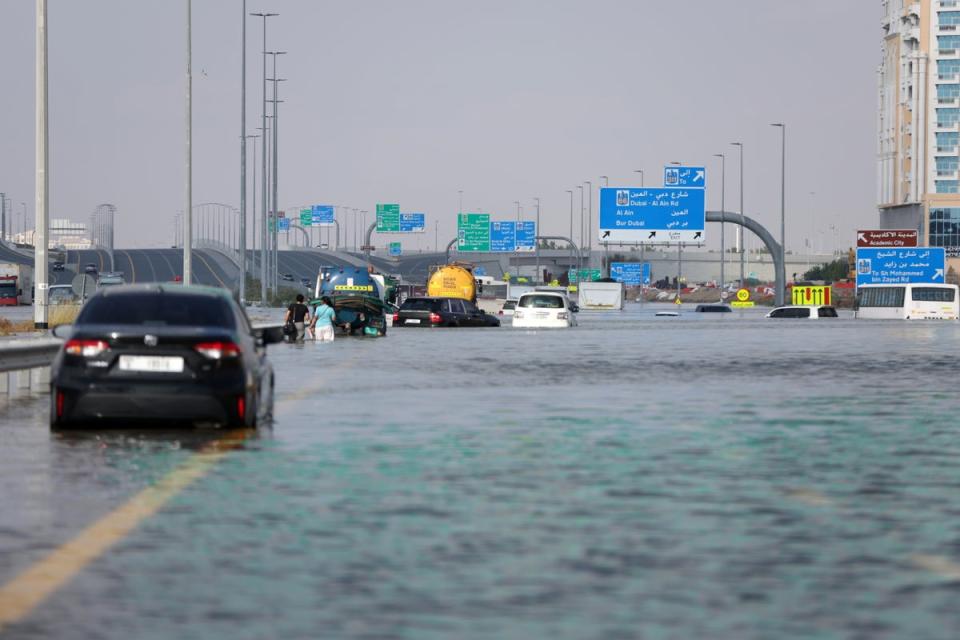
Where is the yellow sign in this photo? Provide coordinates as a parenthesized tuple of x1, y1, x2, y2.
(736, 288, 750, 302)
(731, 300, 755, 308)
(791, 285, 831, 306)
(674, 296, 682, 305)
(333, 285, 374, 292)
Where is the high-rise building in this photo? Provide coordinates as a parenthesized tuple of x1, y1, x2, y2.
(879, 0, 960, 257)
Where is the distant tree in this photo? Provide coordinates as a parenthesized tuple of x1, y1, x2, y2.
(803, 258, 849, 282)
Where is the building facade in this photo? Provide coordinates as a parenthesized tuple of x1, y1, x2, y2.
(879, 0, 960, 265)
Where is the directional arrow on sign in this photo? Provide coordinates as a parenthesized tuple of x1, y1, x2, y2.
(694, 170, 704, 183)
(602, 230, 611, 238)
(857, 232, 866, 244)
(693, 231, 702, 240)
(648, 231, 656, 239)
(935, 268, 944, 280)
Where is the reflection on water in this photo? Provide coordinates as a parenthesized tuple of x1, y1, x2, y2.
(5, 305, 960, 639)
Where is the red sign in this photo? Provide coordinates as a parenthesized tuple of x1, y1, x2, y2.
(856, 229, 918, 247)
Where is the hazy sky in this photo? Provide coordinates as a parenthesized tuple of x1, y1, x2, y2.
(0, 1, 877, 253)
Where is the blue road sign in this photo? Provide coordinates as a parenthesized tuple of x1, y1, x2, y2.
(388, 241, 402, 257)
(599, 187, 705, 244)
(490, 221, 517, 252)
(855, 247, 946, 285)
(610, 262, 650, 286)
(312, 205, 334, 226)
(279, 217, 291, 231)
(516, 221, 536, 252)
(473, 266, 487, 277)
(663, 166, 705, 188)
(399, 212, 425, 233)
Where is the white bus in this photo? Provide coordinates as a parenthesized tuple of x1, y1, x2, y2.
(855, 283, 959, 320)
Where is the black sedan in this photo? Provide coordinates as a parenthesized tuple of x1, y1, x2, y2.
(394, 296, 500, 327)
(50, 284, 283, 429)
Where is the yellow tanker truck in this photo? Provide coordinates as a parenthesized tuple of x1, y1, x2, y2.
(427, 264, 477, 302)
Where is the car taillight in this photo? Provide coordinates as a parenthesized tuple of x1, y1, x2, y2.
(194, 341, 241, 359)
(429, 312, 442, 324)
(392, 312, 399, 323)
(64, 339, 108, 357)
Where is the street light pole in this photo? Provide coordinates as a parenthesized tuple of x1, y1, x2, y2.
(584, 180, 593, 269)
(183, 0, 193, 286)
(251, 11, 276, 303)
(239, 0, 247, 303)
(34, 0, 49, 328)
(634, 169, 644, 187)
(267, 51, 286, 296)
(771, 123, 786, 305)
(566, 189, 573, 277)
(577, 185, 584, 272)
(458, 190, 463, 215)
(731, 141, 745, 287)
(713, 153, 726, 301)
(533, 197, 541, 284)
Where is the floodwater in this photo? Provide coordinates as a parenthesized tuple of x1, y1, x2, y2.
(3, 304, 960, 639)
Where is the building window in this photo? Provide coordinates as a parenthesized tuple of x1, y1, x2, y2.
(936, 131, 960, 151)
(938, 83, 960, 99)
(936, 157, 959, 175)
(930, 207, 960, 247)
(939, 34, 960, 50)
(937, 107, 960, 126)
(939, 59, 960, 78)
(936, 180, 959, 193)
(940, 11, 960, 25)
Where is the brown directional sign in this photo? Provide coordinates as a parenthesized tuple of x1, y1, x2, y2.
(856, 229, 918, 247)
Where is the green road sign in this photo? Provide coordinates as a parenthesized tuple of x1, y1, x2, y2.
(299, 208, 312, 227)
(567, 268, 601, 283)
(376, 203, 401, 232)
(457, 213, 490, 252)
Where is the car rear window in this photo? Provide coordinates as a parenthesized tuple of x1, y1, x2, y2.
(77, 292, 235, 327)
(401, 298, 438, 311)
(502, 300, 517, 310)
(518, 294, 564, 309)
(818, 307, 838, 318)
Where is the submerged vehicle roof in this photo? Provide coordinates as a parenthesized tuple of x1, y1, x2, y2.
(316, 266, 383, 298)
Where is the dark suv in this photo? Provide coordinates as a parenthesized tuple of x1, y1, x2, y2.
(394, 297, 500, 327)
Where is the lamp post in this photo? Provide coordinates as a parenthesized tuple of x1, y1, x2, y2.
(771, 123, 786, 305)
(267, 50, 286, 295)
(251, 11, 277, 302)
(731, 141, 745, 287)
(533, 197, 541, 283)
(566, 189, 573, 277)
(634, 169, 644, 187)
(713, 153, 725, 301)
(239, 0, 247, 303)
(513, 200, 521, 279)
(585, 180, 593, 268)
(576, 184, 584, 272)
(34, 0, 49, 328)
(184, 0, 193, 286)
(458, 190, 463, 215)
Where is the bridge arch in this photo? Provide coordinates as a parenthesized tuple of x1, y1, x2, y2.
(705, 210, 785, 306)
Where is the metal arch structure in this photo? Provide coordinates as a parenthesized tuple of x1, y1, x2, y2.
(192, 202, 238, 249)
(705, 210, 785, 306)
(288, 223, 310, 247)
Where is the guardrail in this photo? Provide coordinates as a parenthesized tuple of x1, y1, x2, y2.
(0, 337, 60, 394)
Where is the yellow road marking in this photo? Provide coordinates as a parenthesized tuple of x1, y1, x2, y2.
(0, 359, 343, 630)
(194, 250, 227, 289)
(0, 429, 250, 630)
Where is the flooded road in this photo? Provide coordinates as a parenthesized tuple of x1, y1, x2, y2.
(3, 304, 960, 638)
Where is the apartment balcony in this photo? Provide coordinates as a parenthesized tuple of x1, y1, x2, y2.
(935, 121, 960, 132)
(939, 97, 960, 106)
(942, 0, 959, 8)
(938, 73, 960, 82)
(935, 145, 960, 155)
(936, 169, 960, 180)
(938, 49, 960, 59)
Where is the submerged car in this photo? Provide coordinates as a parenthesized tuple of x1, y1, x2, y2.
(512, 291, 578, 328)
(694, 304, 732, 313)
(766, 305, 839, 319)
(498, 298, 518, 317)
(395, 297, 500, 327)
(50, 284, 283, 429)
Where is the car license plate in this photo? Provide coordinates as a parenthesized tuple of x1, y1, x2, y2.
(406, 319, 420, 324)
(535, 312, 550, 318)
(118, 355, 184, 373)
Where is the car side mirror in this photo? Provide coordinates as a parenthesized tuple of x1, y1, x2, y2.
(51, 324, 73, 339)
(254, 325, 285, 346)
